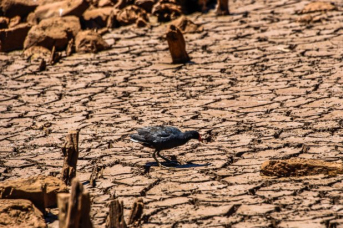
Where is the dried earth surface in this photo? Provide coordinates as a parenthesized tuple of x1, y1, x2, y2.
(0, 0, 343, 227)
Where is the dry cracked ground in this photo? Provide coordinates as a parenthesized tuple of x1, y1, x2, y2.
(1, 0, 343, 227)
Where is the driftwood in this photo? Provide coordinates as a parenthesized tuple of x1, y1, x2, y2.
(57, 178, 92, 228)
(106, 198, 144, 228)
(89, 163, 104, 187)
(261, 158, 343, 177)
(66, 39, 75, 56)
(128, 198, 144, 226)
(106, 199, 127, 228)
(50, 45, 62, 65)
(166, 24, 190, 64)
(61, 129, 80, 185)
(37, 58, 46, 71)
(216, 0, 230, 15)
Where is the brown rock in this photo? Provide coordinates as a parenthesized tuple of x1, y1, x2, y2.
(0, 17, 9, 29)
(152, 2, 182, 22)
(0, 23, 31, 52)
(82, 7, 118, 29)
(0, 199, 46, 228)
(75, 30, 110, 53)
(301, 1, 337, 14)
(0, 175, 68, 211)
(24, 16, 81, 51)
(8, 15, 21, 28)
(136, 17, 148, 27)
(98, 0, 117, 7)
(31, 0, 89, 23)
(261, 158, 343, 177)
(134, 0, 156, 13)
(116, 5, 149, 26)
(114, 0, 131, 10)
(172, 16, 203, 33)
(23, 45, 52, 62)
(0, 0, 39, 18)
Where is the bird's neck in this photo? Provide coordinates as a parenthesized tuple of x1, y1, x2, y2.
(182, 131, 196, 141)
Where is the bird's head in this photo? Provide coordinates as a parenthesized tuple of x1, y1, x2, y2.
(189, 131, 203, 142)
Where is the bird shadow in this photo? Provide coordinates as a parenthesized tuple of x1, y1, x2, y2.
(144, 162, 211, 169)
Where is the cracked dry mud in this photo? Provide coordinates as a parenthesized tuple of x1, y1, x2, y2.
(0, 0, 343, 227)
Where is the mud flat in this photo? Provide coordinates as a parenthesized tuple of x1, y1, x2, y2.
(0, 0, 343, 227)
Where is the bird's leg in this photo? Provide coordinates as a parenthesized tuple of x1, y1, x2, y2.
(153, 150, 161, 167)
(157, 150, 171, 163)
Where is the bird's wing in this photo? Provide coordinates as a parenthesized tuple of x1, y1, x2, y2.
(137, 126, 180, 142)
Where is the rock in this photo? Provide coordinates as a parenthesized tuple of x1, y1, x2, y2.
(0, 175, 68, 211)
(152, 2, 182, 22)
(75, 30, 110, 53)
(0, 17, 9, 29)
(8, 15, 21, 28)
(114, 0, 131, 10)
(0, 199, 46, 228)
(116, 5, 149, 26)
(0, 23, 31, 52)
(23, 46, 52, 62)
(134, 0, 156, 13)
(31, 0, 89, 23)
(177, 0, 213, 13)
(260, 158, 343, 177)
(136, 17, 148, 27)
(0, 0, 39, 18)
(98, 0, 117, 7)
(82, 7, 117, 29)
(24, 16, 81, 51)
(171, 16, 203, 33)
(301, 2, 337, 14)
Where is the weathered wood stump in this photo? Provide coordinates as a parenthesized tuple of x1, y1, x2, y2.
(106, 199, 127, 228)
(50, 45, 62, 65)
(61, 129, 80, 185)
(166, 24, 190, 64)
(128, 198, 144, 226)
(57, 178, 92, 228)
(216, 0, 230, 15)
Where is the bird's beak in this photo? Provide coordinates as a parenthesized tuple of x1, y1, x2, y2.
(198, 135, 203, 142)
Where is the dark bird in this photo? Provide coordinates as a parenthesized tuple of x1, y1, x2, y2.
(130, 126, 202, 167)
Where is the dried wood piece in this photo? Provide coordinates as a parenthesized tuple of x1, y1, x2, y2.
(50, 45, 62, 65)
(166, 24, 190, 64)
(66, 38, 75, 56)
(61, 129, 80, 185)
(216, 0, 229, 15)
(57, 193, 70, 228)
(128, 198, 144, 226)
(57, 178, 93, 228)
(261, 158, 343, 177)
(106, 199, 127, 228)
(79, 191, 93, 228)
(66, 179, 83, 228)
(37, 58, 46, 71)
(90, 163, 104, 187)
